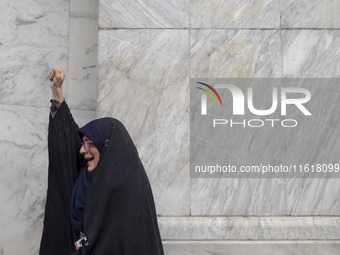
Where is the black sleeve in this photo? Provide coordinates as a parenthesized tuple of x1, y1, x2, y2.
(39, 101, 81, 255)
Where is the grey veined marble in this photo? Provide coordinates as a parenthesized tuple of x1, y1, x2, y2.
(281, 0, 340, 28)
(191, 178, 287, 215)
(97, 29, 190, 215)
(282, 30, 340, 78)
(99, 0, 189, 28)
(163, 241, 340, 255)
(0, 104, 95, 255)
(67, 0, 99, 111)
(287, 178, 340, 215)
(190, 0, 280, 28)
(0, 105, 49, 255)
(190, 30, 282, 78)
(0, 0, 69, 107)
(159, 216, 340, 240)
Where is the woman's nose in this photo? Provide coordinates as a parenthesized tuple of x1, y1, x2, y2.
(79, 144, 86, 154)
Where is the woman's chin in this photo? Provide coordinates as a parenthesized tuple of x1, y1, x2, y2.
(87, 163, 96, 172)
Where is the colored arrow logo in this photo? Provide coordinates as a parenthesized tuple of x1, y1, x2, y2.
(196, 82, 222, 106)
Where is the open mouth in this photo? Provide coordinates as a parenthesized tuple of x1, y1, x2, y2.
(86, 157, 95, 165)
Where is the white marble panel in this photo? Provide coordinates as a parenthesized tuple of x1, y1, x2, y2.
(190, 30, 282, 216)
(287, 178, 340, 215)
(163, 241, 340, 255)
(190, 79, 291, 180)
(281, 80, 339, 165)
(282, 30, 340, 78)
(276, 78, 340, 214)
(99, 0, 189, 28)
(71, 108, 97, 128)
(68, 0, 98, 110)
(190, 30, 282, 78)
(0, 103, 95, 255)
(190, 0, 280, 28)
(97, 30, 190, 215)
(0, 105, 49, 255)
(283, 117, 340, 171)
(0, 0, 69, 107)
(191, 178, 286, 215)
(158, 216, 340, 240)
(281, 0, 340, 28)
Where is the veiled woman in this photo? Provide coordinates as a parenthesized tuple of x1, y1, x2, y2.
(39, 66, 164, 255)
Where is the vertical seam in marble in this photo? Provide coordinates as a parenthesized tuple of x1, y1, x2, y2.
(280, 29, 283, 78)
(66, 0, 71, 101)
(189, 0, 191, 30)
(189, 58, 192, 217)
(279, 2, 287, 216)
(96, 0, 100, 115)
(279, 0, 283, 78)
(188, 0, 192, 217)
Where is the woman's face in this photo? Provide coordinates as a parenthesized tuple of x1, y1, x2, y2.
(80, 135, 100, 172)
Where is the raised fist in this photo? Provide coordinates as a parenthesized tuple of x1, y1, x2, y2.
(48, 66, 65, 102)
(48, 66, 66, 90)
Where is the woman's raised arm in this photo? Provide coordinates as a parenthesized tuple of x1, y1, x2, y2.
(39, 67, 81, 255)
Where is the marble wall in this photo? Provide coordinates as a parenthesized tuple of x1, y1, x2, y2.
(98, 0, 340, 254)
(1, 0, 340, 254)
(0, 0, 97, 254)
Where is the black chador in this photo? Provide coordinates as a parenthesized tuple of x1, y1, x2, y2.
(39, 101, 164, 255)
